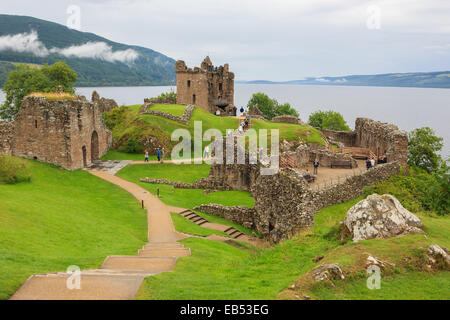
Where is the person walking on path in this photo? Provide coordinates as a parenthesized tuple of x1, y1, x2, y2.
(313, 158, 319, 175)
(161, 147, 165, 163)
(144, 150, 149, 162)
(366, 157, 372, 170)
(370, 157, 376, 168)
(204, 145, 210, 160)
(157, 148, 161, 162)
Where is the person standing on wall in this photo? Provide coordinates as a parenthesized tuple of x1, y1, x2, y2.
(313, 158, 320, 175)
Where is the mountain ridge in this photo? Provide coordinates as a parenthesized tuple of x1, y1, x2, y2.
(0, 14, 176, 87)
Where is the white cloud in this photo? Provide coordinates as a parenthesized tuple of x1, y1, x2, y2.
(0, 31, 139, 63)
(0, 30, 49, 57)
(51, 42, 139, 63)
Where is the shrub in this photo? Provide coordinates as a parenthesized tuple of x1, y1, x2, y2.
(119, 138, 143, 154)
(308, 110, 351, 131)
(147, 91, 177, 104)
(363, 167, 449, 216)
(408, 127, 444, 173)
(0, 155, 31, 184)
(248, 92, 299, 120)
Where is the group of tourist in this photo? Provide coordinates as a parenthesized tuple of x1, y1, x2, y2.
(366, 155, 388, 170)
(143, 147, 165, 163)
(238, 106, 251, 134)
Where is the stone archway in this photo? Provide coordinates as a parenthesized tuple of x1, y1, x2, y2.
(91, 131, 99, 161)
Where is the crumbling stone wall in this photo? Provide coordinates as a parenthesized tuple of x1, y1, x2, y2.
(272, 115, 304, 125)
(140, 104, 194, 125)
(139, 177, 233, 191)
(355, 118, 408, 168)
(320, 128, 356, 147)
(91, 91, 118, 113)
(12, 95, 112, 170)
(0, 121, 14, 155)
(193, 204, 256, 230)
(306, 161, 400, 213)
(295, 144, 357, 168)
(252, 168, 314, 243)
(175, 57, 235, 114)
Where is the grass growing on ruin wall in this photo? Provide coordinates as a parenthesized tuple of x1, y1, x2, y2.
(148, 104, 186, 117)
(0, 159, 147, 300)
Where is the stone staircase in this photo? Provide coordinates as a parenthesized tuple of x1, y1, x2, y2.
(10, 242, 190, 300)
(178, 209, 246, 239)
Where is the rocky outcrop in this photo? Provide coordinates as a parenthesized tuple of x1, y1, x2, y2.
(311, 263, 345, 282)
(425, 244, 450, 270)
(343, 194, 424, 242)
(193, 204, 256, 229)
(140, 104, 194, 125)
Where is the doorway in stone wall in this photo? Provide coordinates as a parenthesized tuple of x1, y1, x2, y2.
(91, 131, 99, 161)
(82, 146, 87, 167)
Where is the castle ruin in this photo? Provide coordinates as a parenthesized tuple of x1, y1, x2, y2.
(175, 56, 235, 115)
(0, 92, 117, 170)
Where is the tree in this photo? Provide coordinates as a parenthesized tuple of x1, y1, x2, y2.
(0, 61, 77, 120)
(247, 92, 299, 120)
(308, 110, 351, 131)
(408, 127, 444, 173)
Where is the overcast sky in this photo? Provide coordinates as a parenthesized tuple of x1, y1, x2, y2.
(1, 0, 449, 81)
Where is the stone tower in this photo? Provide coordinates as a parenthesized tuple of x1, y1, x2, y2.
(175, 56, 235, 115)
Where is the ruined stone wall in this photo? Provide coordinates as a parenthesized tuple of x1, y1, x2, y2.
(0, 121, 14, 155)
(272, 115, 303, 125)
(295, 144, 357, 168)
(193, 204, 256, 230)
(355, 118, 408, 168)
(252, 168, 314, 243)
(175, 57, 234, 114)
(307, 161, 400, 213)
(140, 104, 194, 125)
(320, 128, 356, 147)
(139, 177, 233, 191)
(13, 96, 112, 170)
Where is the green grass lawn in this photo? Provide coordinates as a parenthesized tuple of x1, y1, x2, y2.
(0, 158, 147, 300)
(148, 104, 187, 117)
(170, 213, 230, 238)
(116, 163, 255, 210)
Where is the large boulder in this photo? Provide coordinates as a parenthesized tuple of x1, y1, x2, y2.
(344, 194, 423, 242)
(425, 244, 450, 270)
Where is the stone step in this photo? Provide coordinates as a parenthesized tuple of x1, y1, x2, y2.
(9, 273, 144, 300)
(142, 242, 184, 250)
(101, 256, 176, 272)
(138, 248, 191, 257)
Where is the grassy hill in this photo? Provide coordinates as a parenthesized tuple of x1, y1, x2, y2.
(0, 157, 147, 299)
(103, 104, 326, 155)
(0, 14, 175, 87)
